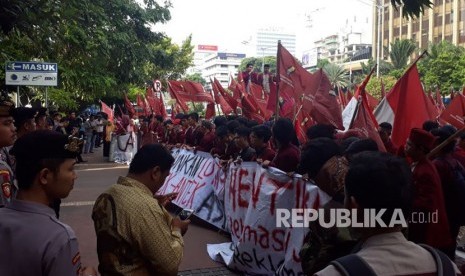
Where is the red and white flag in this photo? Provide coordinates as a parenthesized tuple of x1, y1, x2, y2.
(374, 63, 438, 147)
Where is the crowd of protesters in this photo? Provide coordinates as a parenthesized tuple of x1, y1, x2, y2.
(2, 86, 465, 275)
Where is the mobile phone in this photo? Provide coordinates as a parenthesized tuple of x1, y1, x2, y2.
(178, 209, 194, 220)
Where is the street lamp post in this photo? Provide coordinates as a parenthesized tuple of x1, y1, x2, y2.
(376, 0, 384, 78)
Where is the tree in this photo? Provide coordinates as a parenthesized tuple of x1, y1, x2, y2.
(185, 73, 206, 86)
(366, 76, 397, 99)
(390, 0, 433, 19)
(323, 63, 349, 88)
(239, 57, 277, 73)
(0, 0, 194, 110)
(417, 41, 465, 93)
(316, 59, 330, 69)
(386, 39, 417, 70)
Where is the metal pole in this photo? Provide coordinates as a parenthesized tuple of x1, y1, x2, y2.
(16, 86, 19, 107)
(376, 0, 381, 78)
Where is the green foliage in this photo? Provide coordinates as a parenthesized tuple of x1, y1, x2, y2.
(0, 0, 194, 111)
(366, 76, 397, 99)
(323, 63, 349, 88)
(239, 57, 277, 73)
(386, 39, 417, 70)
(360, 59, 393, 78)
(390, 0, 433, 19)
(184, 73, 206, 86)
(317, 59, 330, 69)
(417, 41, 465, 93)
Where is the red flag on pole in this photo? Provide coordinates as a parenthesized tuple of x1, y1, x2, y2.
(205, 102, 216, 119)
(211, 78, 234, 115)
(167, 81, 189, 113)
(438, 93, 465, 129)
(277, 42, 343, 129)
(123, 93, 135, 117)
(136, 94, 147, 116)
(100, 100, 114, 122)
(374, 59, 437, 147)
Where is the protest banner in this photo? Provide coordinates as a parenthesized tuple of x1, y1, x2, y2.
(158, 148, 227, 230)
(208, 163, 331, 275)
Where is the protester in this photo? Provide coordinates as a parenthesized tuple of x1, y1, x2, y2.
(250, 124, 275, 162)
(378, 122, 397, 154)
(92, 144, 189, 275)
(264, 118, 300, 172)
(234, 126, 256, 162)
(431, 127, 464, 260)
(241, 63, 258, 93)
(0, 130, 96, 276)
(404, 128, 454, 257)
(257, 64, 274, 94)
(315, 151, 460, 275)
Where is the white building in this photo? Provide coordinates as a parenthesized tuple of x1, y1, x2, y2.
(200, 52, 245, 89)
(186, 44, 219, 75)
(254, 28, 296, 58)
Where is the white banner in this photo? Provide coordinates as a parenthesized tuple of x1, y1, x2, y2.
(217, 163, 330, 275)
(158, 149, 226, 230)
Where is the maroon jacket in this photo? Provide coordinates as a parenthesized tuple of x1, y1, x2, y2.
(409, 158, 453, 249)
(271, 143, 300, 172)
(255, 146, 276, 162)
(197, 131, 216, 153)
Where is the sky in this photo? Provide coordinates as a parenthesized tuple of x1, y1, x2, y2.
(152, 0, 373, 57)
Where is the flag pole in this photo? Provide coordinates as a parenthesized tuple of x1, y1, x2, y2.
(275, 40, 281, 120)
(427, 126, 465, 158)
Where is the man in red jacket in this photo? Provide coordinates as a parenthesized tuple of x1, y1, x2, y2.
(404, 128, 454, 257)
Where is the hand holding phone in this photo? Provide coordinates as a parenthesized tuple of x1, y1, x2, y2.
(178, 209, 194, 220)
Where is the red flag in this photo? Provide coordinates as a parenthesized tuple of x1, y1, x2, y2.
(167, 81, 189, 113)
(168, 80, 214, 104)
(277, 42, 343, 129)
(374, 63, 438, 147)
(349, 97, 386, 152)
(205, 102, 216, 119)
(338, 87, 347, 110)
(365, 90, 380, 112)
(438, 94, 465, 129)
(123, 93, 135, 117)
(347, 89, 353, 101)
(158, 91, 168, 119)
(212, 78, 234, 114)
(229, 74, 244, 106)
(249, 83, 272, 120)
(136, 94, 147, 116)
(100, 100, 114, 122)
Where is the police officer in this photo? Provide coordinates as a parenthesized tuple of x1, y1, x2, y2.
(0, 130, 97, 276)
(0, 91, 16, 207)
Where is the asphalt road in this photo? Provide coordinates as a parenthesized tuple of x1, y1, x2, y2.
(59, 148, 238, 274)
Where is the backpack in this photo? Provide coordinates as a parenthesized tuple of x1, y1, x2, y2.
(441, 158, 465, 225)
(330, 244, 455, 276)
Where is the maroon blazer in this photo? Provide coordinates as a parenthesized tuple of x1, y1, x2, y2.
(271, 143, 300, 172)
(197, 131, 216, 153)
(409, 158, 453, 249)
(255, 146, 276, 162)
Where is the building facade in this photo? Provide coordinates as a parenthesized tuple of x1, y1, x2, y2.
(200, 52, 244, 89)
(255, 28, 296, 57)
(373, 0, 465, 60)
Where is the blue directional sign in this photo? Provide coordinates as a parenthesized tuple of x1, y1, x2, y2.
(5, 61, 58, 86)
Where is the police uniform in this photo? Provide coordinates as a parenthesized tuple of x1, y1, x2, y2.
(0, 130, 84, 275)
(0, 92, 15, 207)
(0, 200, 82, 275)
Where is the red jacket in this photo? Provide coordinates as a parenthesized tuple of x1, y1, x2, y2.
(409, 158, 453, 249)
(271, 143, 300, 172)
